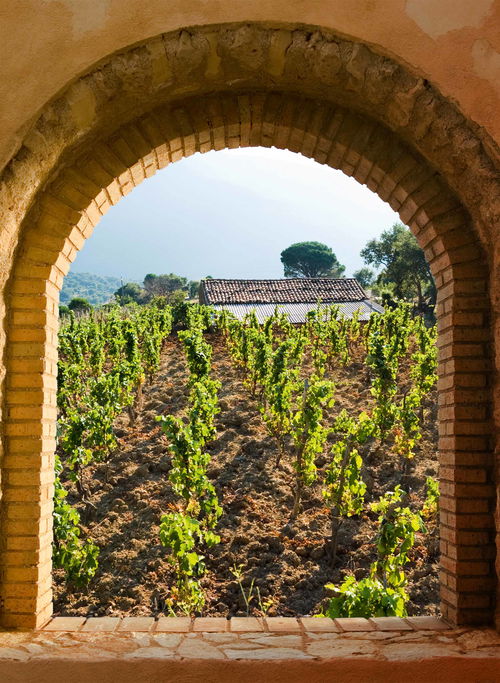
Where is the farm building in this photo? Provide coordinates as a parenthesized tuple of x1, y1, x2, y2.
(199, 278, 383, 323)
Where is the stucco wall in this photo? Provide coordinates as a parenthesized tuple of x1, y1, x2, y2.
(0, 2, 498, 632)
(0, 0, 498, 171)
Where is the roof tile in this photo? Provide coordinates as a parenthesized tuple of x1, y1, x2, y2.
(201, 278, 366, 305)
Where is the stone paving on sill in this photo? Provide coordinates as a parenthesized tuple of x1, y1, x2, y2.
(0, 616, 499, 663)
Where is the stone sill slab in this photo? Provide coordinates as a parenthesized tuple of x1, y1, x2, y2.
(41, 615, 449, 634)
(0, 620, 498, 666)
(0, 620, 498, 683)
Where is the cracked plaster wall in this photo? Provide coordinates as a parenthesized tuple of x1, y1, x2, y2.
(0, 0, 498, 172)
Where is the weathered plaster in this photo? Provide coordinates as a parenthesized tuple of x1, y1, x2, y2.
(472, 38, 500, 95)
(406, 0, 494, 39)
(0, 1, 499, 171)
(0, 4, 498, 637)
(0, 25, 498, 630)
(43, 0, 112, 38)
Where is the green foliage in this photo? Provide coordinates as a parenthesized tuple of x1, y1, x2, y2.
(60, 272, 122, 306)
(366, 303, 413, 440)
(68, 296, 92, 313)
(323, 410, 372, 562)
(157, 311, 222, 613)
(178, 328, 212, 382)
(57, 293, 437, 611)
(188, 280, 200, 298)
(223, 308, 336, 519)
(188, 378, 221, 443)
(220, 302, 436, 617)
(370, 487, 426, 589)
(55, 304, 173, 584)
(169, 289, 188, 306)
(422, 476, 439, 520)
(144, 273, 188, 298)
(159, 512, 213, 613)
(260, 335, 305, 456)
(280, 241, 346, 278)
(290, 378, 335, 518)
(171, 302, 215, 330)
(323, 575, 408, 618)
(114, 281, 145, 305)
(366, 304, 436, 460)
(353, 267, 375, 289)
(52, 456, 99, 585)
(158, 415, 222, 526)
(223, 302, 436, 529)
(361, 223, 436, 310)
(323, 487, 425, 618)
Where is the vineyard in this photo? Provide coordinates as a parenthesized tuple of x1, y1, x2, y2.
(53, 302, 439, 619)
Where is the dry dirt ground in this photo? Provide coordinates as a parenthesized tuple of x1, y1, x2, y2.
(53, 332, 439, 618)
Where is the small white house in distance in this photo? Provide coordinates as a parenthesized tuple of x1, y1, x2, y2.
(199, 278, 384, 323)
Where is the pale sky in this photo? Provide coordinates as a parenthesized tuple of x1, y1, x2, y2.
(71, 147, 400, 282)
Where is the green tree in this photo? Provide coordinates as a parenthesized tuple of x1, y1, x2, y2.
(114, 282, 145, 305)
(143, 273, 188, 298)
(170, 289, 188, 306)
(188, 281, 200, 299)
(68, 297, 92, 313)
(353, 267, 375, 289)
(360, 224, 435, 309)
(280, 242, 346, 278)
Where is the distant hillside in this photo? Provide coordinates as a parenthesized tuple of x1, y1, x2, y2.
(60, 272, 123, 306)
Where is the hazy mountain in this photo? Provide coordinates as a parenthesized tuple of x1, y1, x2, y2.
(60, 272, 123, 306)
(70, 149, 400, 282)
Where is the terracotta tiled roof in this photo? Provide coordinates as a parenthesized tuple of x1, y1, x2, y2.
(200, 278, 367, 305)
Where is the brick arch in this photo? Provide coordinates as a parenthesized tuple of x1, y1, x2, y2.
(0, 25, 498, 630)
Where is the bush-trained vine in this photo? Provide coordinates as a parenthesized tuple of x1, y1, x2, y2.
(323, 487, 426, 618)
(54, 300, 439, 621)
(55, 303, 172, 584)
(157, 311, 222, 613)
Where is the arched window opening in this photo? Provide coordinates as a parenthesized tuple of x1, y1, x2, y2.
(53, 147, 441, 622)
(0, 25, 496, 632)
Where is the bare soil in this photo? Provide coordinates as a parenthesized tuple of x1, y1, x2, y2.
(53, 332, 439, 618)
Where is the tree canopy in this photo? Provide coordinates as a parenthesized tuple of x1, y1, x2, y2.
(112, 273, 196, 306)
(360, 223, 436, 309)
(68, 297, 92, 313)
(114, 282, 144, 305)
(353, 267, 375, 289)
(280, 241, 346, 278)
(143, 273, 188, 297)
(188, 280, 200, 299)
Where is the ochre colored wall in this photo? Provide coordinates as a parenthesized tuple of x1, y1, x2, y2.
(0, 4, 498, 633)
(0, 0, 498, 171)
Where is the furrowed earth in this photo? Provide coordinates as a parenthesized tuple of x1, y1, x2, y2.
(53, 331, 439, 618)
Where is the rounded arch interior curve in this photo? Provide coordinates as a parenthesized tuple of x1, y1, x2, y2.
(0, 23, 497, 630)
